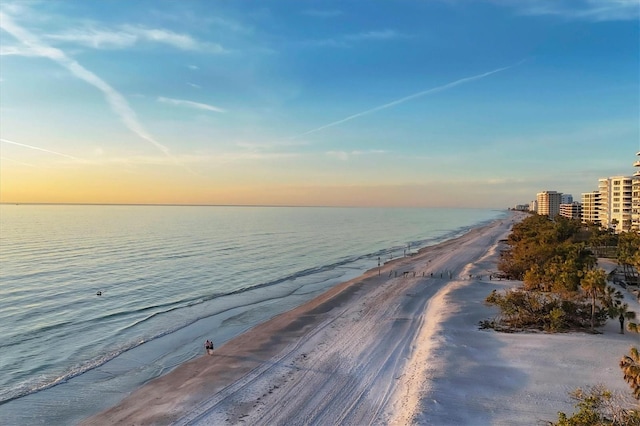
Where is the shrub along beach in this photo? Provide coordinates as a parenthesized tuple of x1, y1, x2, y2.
(84, 212, 640, 425)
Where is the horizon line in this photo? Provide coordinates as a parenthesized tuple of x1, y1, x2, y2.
(0, 202, 507, 209)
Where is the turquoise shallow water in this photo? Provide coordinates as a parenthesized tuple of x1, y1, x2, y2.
(0, 204, 505, 424)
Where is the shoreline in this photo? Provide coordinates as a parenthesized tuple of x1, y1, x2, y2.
(83, 211, 639, 425)
(0, 207, 505, 425)
(83, 214, 517, 425)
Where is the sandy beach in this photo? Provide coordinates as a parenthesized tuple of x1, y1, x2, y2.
(84, 212, 640, 425)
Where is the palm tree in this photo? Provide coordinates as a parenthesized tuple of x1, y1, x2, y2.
(581, 269, 607, 330)
(602, 285, 623, 310)
(620, 347, 640, 400)
(609, 303, 637, 334)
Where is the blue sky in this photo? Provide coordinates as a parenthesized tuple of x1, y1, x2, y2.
(0, 0, 638, 207)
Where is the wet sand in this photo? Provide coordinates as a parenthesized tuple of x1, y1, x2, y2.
(83, 211, 640, 425)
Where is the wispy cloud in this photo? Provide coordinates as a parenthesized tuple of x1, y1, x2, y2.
(45, 29, 136, 49)
(0, 45, 41, 56)
(1, 138, 82, 161)
(210, 151, 300, 163)
(345, 30, 405, 41)
(125, 26, 205, 50)
(158, 97, 226, 113)
(300, 29, 407, 48)
(235, 140, 308, 151)
(302, 9, 344, 18)
(44, 25, 226, 52)
(0, 156, 38, 167)
(187, 82, 202, 89)
(0, 12, 172, 157)
(188, 64, 199, 70)
(326, 150, 387, 161)
(494, 0, 640, 21)
(208, 16, 253, 34)
(293, 60, 525, 139)
(89, 150, 301, 167)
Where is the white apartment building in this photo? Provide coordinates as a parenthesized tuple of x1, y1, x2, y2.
(633, 151, 640, 231)
(581, 191, 601, 225)
(598, 178, 610, 228)
(537, 191, 562, 218)
(559, 202, 582, 220)
(598, 176, 633, 233)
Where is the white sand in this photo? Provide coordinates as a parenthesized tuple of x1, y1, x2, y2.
(84, 213, 640, 425)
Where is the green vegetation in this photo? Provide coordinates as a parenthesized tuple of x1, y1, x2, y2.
(618, 232, 640, 288)
(487, 214, 640, 423)
(487, 215, 639, 332)
(484, 289, 598, 332)
(550, 347, 640, 426)
(586, 223, 619, 258)
(621, 347, 640, 400)
(548, 385, 640, 426)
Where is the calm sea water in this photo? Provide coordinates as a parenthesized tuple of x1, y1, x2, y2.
(0, 205, 505, 424)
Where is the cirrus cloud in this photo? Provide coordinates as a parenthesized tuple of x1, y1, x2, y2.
(157, 97, 226, 113)
(491, 0, 640, 21)
(0, 11, 173, 158)
(44, 25, 226, 52)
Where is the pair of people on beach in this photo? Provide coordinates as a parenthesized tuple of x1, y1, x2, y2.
(204, 339, 214, 354)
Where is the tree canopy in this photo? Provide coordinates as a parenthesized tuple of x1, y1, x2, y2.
(489, 215, 634, 332)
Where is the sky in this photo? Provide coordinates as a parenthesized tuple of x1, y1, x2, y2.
(0, 0, 638, 208)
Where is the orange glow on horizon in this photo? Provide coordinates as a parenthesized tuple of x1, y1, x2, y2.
(1, 163, 516, 208)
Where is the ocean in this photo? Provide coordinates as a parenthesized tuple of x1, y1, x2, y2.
(0, 204, 506, 424)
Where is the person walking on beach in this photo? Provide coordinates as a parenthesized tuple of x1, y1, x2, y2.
(204, 339, 214, 354)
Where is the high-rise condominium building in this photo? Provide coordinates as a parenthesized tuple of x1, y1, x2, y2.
(599, 176, 633, 232)
(598, 178, 610, 227)
(559, 202, 582, 220)
(537, 191, 562, 218)
(581, 191, 601, 225)
(633, 152, 640, 231)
